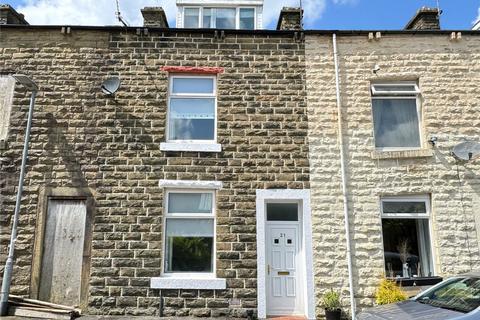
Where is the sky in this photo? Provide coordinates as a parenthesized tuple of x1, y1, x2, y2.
(5, 0, 480, 30)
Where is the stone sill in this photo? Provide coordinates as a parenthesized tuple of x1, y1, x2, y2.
(160, 142, 222, 153)
(150, 277, 226, 290)
(371, 149, 434, 160)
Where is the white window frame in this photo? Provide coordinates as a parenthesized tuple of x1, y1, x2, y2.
(238, 7, 256, 30)
(380, 195, 430, 219)
(166, 74, 217, 144)
(161, 189, 216, 279)
(371, 83, 420, 96)
(182, 6, 201, 28)
(182, 6, 256, 29)
(380, 195, 436, 277)
(371, 82, 423, 152)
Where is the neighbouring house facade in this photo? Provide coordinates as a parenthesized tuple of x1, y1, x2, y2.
(306, 28, 480, 315)
(0, 2, 480, 319)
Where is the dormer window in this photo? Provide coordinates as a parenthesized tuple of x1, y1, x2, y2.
(182, 7, 255, 29)
(177, 0, 263, 30)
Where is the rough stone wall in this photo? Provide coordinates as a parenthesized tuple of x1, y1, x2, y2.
(0, 27, 308, 317)
(306, 34, 480, 316)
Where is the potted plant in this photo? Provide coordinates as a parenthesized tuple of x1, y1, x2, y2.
(397, 239, 411, 278)
(322, 289, 342, 320)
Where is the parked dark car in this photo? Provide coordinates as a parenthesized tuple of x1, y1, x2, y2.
(358, 272, 480, 319)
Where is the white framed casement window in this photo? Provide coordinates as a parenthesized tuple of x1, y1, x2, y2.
(166, 75, 217, 143)
(183, 6, 256, 29)
(162, 190, 216, 278)
(239, 8, 255, 29)
(183, 7, 200, 28)
(380, 195, 435, 279)
(371, 82, 423, 151)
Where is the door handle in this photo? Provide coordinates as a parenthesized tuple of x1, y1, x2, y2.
(267, 264, 270, 275)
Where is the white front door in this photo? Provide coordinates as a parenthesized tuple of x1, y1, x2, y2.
(266, 224, 303, 316)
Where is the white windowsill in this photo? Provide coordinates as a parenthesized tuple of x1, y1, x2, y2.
(371, 148, 434, 160)
(150, 277, 226, 290)
(160, 142, 222, 153)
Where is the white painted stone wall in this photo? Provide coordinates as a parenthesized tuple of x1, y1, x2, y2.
(306, 34, 480, 316)
(0, 75, 15, 141)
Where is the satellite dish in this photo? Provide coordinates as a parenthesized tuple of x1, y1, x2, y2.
(452, 141, 480, 161)
(101, 77, 121, 95)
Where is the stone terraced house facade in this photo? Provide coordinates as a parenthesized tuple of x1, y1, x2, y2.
(0, 1, 480, 319)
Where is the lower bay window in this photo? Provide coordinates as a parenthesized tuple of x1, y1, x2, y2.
(381, 196, 434, 279)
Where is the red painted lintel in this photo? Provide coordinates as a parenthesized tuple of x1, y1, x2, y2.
(161, 66, 224, 74)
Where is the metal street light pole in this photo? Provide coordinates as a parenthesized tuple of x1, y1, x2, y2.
(0, 74, 38, 316)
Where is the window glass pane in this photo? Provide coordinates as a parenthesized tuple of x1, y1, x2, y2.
(165, 219, 213, 272)
(166, 218, 214, 236)
(267, 203, 298, 221)
(373, 85, 417, 93)
(172, 78, 214, 94)
(168, 193, 213, 213)
(184, 8, 199, 28)
(169, 98, 215, 140)
(170, 98, 215, 119)
(240, 8, 255, 29)
(203, 8, 212, 28)
(372, 98, 421, 148)
(170, 118, 214, 140)
(216, 8, 236, 29)
(382, 201, 427, 214)
(382, 218, 433, 278)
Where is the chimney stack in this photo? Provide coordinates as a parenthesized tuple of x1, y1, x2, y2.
(405, 7, 440, 30)
(0, 4, 28, 25)
(141, 7, 169, 28)
(276, 7, 303, 31)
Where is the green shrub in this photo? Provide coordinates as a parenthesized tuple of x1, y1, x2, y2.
(322, 289, 341, 311)
(375, 278, 408, 305)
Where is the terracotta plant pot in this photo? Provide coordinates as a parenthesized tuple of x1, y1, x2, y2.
(325, 308, 342, 320)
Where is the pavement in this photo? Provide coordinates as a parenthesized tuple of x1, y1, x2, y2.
(1, 315, 307, 319)
(0, 316, 306, 320)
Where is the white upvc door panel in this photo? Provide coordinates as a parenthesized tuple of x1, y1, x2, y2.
(266, 224, 303, 316)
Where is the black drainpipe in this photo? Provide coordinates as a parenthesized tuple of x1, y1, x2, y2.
(159, 289, 164, 317)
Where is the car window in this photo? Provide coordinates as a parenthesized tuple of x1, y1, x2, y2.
(417, 277, 480, 313)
